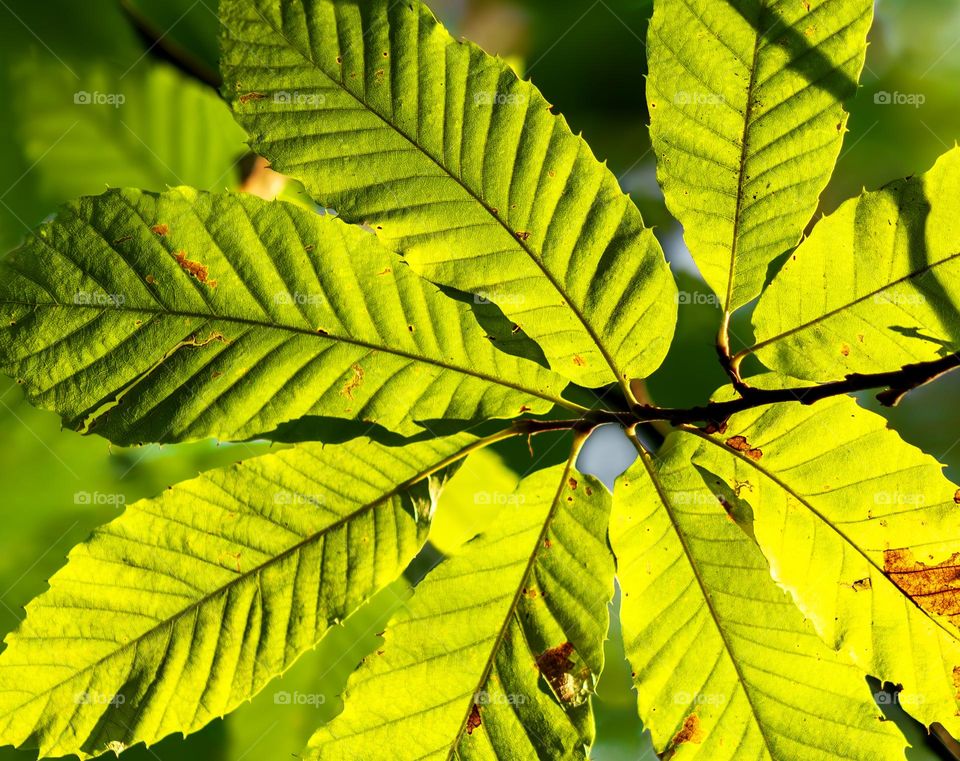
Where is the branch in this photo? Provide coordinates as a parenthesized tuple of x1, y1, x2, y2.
(630, 351, 960, 429)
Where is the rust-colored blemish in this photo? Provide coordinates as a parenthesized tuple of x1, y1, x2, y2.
(537, 642, 574, 693)
(515, 231, 531, 241)
(953, 665, 960, 701)
(851, 577, 872, 592)
(150, 224, 168, 236)
(954, 489, 960, 505)
(466, 704, 482, 735)
(672, 715, 704, 746)
(568, 477, 578, 490)
(173, 250, 215, 286)
(573, 354, 586, 367)
(884, 548, 960, 625)
(725, 435, 763, 461)
(238, 91, 267, 104)
(145, 274, 157, 285)
(841, 343, 851, 357)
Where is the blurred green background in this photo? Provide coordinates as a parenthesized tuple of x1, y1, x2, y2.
(0, 0, 958, 758)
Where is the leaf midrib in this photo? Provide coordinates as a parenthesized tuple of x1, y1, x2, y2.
(443, 455, 578, 760)
(0, 436, 489, 722)
(630, 442, 776, 759)
(724, 5, 766, 315)
(0, 299, 577, 411)
(238, 5, 630, 390)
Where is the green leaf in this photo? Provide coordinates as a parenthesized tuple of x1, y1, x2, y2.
(0, 187, 573, 445)
(749, 146, 960, 381)
(691, 394, 960, 735)
(219, 0, 678, 392)
(613, 435, 905, 759)
(647, 0, 873, 311)
(11, 61, 248, 201)
(306, 458, 615, 759)
(0, 433, 474, 759)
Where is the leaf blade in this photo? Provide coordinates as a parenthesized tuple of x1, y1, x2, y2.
(0, 434, 474, 759)
(750, 146, 960, 380)
(612, 436, 906, 759)
(691, 394, 960, 735)
(306, 459, 615, 759)
(648, 0, 873, 310)
(219, 0, 678, 391)
(0, 187, 572, 444)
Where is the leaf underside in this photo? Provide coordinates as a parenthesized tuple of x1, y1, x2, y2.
(0, 187, 570, 445)
(751, 146, 960, 381)
(648, 0, 872, 311)
(692, 393, 960, 736)
(307, 461, 615, 760)
(220, 0, 678, 391)
(0, 434, 472, 759)
(613, 438, 905, 759)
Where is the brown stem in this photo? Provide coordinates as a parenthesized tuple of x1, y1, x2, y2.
(629, 351, 960, 429)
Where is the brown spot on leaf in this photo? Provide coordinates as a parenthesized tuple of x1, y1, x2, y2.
(341, 364, 365, 400)
(173, 250, 215, 286)
(377, 267, 392, 276)
(466, 704, 482, 735)
(515, 230, 531, 241)
(585, 486, 593, 496)
(954, 489, 960, 504)
(725, 435, 763, 460)
(573, 354, 586, 367)
(568, 477, 578, 490)
(672, 715, 704, 747)
(851, 577, 872, 592)
(884, 548, 960, 626)
(519, 404, 531, 413)
(536, 642, 592, 705)
(145, 274, 157, 285)
(702, 420, 728, 435)
(238, 91, 267, 104)
(841, 343, 851, 357)
(953, 665, 960, 701)
(151, 224, 168, 236)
